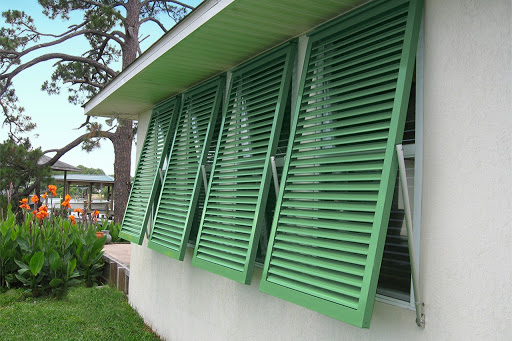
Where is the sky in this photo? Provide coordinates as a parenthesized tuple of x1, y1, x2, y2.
(0, 1, 202, 176)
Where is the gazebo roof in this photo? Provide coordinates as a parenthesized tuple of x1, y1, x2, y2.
(53, 174, 114, 185)
(38, 155, 81, 172)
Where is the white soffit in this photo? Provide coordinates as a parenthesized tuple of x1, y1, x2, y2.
(84, 0, 369, 119)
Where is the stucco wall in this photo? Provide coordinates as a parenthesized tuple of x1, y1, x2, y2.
(419, 0, 512, 338)
(130, 1, 512, 339)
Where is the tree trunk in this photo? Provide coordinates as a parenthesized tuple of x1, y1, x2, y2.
(112, 119, 133, 223)
(123, 0, 140, 69)
(111, 0, 140, 223)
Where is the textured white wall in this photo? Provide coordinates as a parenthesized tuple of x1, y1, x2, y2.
(420, 0, 512, 338)
(129, 1, 512, 339)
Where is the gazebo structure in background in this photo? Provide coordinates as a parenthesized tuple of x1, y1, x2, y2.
(53, 174, 115, 216)
(38, 155, 81, 195)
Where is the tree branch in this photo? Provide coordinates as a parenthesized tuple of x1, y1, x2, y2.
(42, 129, 115, 159)
(63, 78, 104, 89)
(140, 17, 167, 33)
(63, 0, 127, 10)
(20, 20, 89, 39)
(1, 28, 125, 61)
(0, 53, 118, 83)
(142, 0, 195, 11)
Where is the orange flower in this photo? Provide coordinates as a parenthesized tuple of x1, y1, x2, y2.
(19, 198, 28, 204)
(34, 204, 49, 220)
(91, 210, 100, 222)
(19, 203, 30, 210)
(61, 200, 71, 209)
(65, 194, 71, 201)
(48, 185, 57, 196)
(68, 215, 76, 225)
(32, 210, 37, 215)
(42, 192, 47, 199)
(36, 210, 48, 221)
(30, 194, 39, 204)
(74, 208, 83, 215)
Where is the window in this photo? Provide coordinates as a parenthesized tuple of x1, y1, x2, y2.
(377, 74, 421, 305)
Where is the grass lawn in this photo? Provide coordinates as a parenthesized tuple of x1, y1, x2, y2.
(0, 286, 160, 340)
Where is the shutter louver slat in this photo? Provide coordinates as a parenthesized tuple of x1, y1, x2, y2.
(119, 97, 180, 244)
(147, 77, 225, 260)
(191, 44, 296, 284)
(259, 0, 423, 328)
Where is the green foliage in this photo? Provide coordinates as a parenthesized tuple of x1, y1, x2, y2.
(0, 139, 51, 217)
(0, 206, 107, 297)
(76, 164, 105, 175)
(0, 10, 36, 51)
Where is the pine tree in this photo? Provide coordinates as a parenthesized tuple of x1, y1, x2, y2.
(0, 0, 196, 222)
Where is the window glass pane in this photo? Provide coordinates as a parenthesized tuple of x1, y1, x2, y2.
(377, 157, 414, 301)
(377, 75, 416, 301)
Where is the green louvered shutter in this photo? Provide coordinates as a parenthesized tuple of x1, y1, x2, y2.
(191, 44, 296, 284)
(119, 97, 180, 244)
(260, 0, 423, 328)
(148, 77, 224, 259)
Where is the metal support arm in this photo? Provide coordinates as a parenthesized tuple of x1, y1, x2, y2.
(270, 156, 280, 197)
(201, 165, 208, 191)
(396, 144, 425, 328)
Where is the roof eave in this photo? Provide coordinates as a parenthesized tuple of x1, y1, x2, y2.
(84, 0, 370, 119)
(83, 0, 233, 119)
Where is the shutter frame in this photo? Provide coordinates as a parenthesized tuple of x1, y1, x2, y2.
(119, 96, 181, 244)
(191, 43, 297, 284)
(148, 76, 225, 259)
(259, 0, 423, 328)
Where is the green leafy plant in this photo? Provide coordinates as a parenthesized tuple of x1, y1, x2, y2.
(49, 250, 79, 296)
(15, 251, 45, 297)
(75, 229, 106, 287)
(0, 205, 18, 290)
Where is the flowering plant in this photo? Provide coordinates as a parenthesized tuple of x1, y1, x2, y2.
(0, 204, 107, 296)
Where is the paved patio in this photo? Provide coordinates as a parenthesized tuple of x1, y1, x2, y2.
(103, 243, 131, 267)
